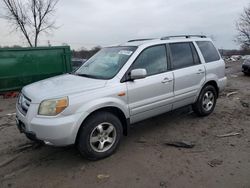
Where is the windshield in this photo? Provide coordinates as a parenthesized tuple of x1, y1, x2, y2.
(75, 46, 137, 79)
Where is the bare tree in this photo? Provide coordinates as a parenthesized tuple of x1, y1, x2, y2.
(1, 0, 59, 47)
(236, 4, 250, 49)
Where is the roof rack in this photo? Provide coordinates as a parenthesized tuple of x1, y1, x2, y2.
(127, 38, 155, 42)
(161, 35, 206, 40)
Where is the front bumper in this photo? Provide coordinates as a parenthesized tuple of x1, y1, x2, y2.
(16, 104, 89, 146)
(16, 117, 44, 143)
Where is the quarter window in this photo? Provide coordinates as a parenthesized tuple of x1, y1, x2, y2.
(131, 45, 168, 76)
(190, 43, 201, 64)
(169, 42, 196, 69)
(196, 41, 220, 63)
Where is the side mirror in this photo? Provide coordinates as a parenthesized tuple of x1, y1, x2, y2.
(130, 69, 147, 80)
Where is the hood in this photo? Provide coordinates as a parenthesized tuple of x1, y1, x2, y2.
(22, 74, 107, 103)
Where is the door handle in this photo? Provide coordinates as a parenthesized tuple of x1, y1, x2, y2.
(196, 69, 205, 74)
(161, 77, 173, 83)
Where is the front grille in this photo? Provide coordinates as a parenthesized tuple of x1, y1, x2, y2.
(18, 93, 31, 115)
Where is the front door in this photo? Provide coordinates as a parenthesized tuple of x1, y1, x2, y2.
(126, 45, 174, 123)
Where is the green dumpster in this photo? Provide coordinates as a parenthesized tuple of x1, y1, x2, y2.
(0, 46, 72, 92)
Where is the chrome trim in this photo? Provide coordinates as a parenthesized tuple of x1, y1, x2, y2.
(17, 93, 31, 116)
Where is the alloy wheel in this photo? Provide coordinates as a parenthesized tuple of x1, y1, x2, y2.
(202, 91, 215, 111)
(89, 122, 117, 153)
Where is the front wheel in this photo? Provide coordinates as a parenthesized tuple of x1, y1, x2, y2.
(77, 111, 122, 160)
(192, 85, 217, 116)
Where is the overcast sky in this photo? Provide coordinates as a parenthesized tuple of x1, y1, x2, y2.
(0, 0, 249, 50)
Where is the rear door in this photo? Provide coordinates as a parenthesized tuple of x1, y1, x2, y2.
(168, 42, 206, 109)
(126, 45, 174, 123)
(196, 41, 225, 81)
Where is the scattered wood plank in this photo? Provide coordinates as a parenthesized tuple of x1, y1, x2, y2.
(97, 174, 110, 180)
(0, 154, 20, 168)
(164, 141, 195, 148)
(226, 91, 238, 97)
(216, 132, 240, 138)
(240, 100, 249, 108)
(208, 159, 223, 167)
(6, 112, 16, 116)
(0, 123, 15, 128)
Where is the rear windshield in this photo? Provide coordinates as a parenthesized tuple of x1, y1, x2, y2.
(196, 41, 220, 63)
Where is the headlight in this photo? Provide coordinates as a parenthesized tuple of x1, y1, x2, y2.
(38, 97, 68, 116)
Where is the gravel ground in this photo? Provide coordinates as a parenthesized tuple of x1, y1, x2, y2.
(0, 61, 249, 188)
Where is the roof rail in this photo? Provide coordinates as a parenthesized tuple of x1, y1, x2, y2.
(161, 35, 206, 40)
(127, 38, 155, 42)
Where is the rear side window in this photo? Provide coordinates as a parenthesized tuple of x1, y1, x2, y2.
(169, 42, 197, 70)
(131, 45, 167, 76)
(196, 41, 220, 63)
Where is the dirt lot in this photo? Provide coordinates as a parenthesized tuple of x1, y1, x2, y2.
(0, 61, 249, 188)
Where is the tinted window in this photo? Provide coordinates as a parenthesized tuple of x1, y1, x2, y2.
(196, 41, 220, 63)
(131, 45, 167, 76)
(169, 43, 194, 69)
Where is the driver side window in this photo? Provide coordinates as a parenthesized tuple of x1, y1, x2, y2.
(131, 45, 168, 76)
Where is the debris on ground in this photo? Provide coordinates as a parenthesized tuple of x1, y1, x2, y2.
(240, 100, 249, 108)
(16, 143, 34, 152)
(201, 130, 208, 137)
(0, 154, 20, 168)
(16, 142, 43, 152)
(216, 132, 241, 138)
(208, 159, 223, 167)
(165, 141, 195, 148)
(80, 165, 86, 171)
(3, 165, 30, 180)
(3, 92, 19, 99)
(0, 123, 15, 128)
(97, 174, 110, 180)
(226, 91, 238, 97)
(159, 181, 168, 187)
(6, 112, 16, 116)
(0, 123, 15, 129)
(3, 172, 16, 180)
(136, 137, 147, 143)
(230, 74, 238, 78)
(32, 142, 44, 149)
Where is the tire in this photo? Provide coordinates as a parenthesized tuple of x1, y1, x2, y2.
(192, 85, 217, 117)
(77, 111, 123, 160)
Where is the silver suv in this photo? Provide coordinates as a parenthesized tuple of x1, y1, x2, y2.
(16, 35, 227, 160)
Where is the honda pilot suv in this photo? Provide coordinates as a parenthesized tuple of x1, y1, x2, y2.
(16, 35, 227, 160)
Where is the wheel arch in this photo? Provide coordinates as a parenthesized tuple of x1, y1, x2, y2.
(194, 80, 219, 103)
(75, 106, 129, 145)
(203, 80, 219, 98)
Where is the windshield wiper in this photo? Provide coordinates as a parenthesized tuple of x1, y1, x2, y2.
(75, 73, 99, 79)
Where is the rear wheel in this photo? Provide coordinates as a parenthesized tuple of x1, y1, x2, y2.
(77, 111, 122, 160)
(192, 85, 217, 116)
